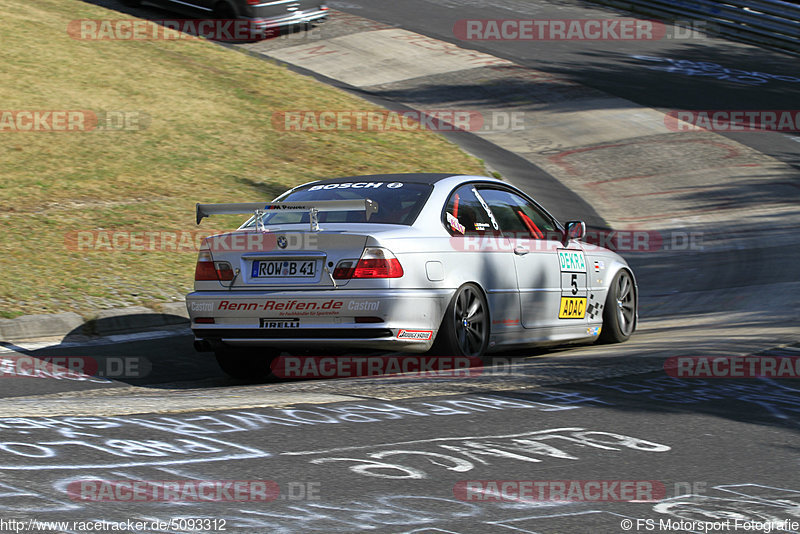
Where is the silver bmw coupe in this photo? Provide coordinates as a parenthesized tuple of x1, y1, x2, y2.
(187, 173, 637, 378)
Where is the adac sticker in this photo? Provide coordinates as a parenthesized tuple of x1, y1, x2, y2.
(559, 297, 586, 319)
(558, 249, 586, 272)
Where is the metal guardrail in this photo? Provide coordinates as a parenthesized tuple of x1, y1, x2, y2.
(592, 0, 800, 55)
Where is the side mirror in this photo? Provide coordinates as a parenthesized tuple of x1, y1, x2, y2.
(563, 220, 586, 245)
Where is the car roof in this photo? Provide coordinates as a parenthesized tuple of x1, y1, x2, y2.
(305, 173, 461, 185)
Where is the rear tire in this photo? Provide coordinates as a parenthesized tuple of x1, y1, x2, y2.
(119, 0, 141, 6)
(215, 347, 277, 380)
(598, 269, 636, 343)
(432, 283, 490, 358)
(213, 2, 236, 18)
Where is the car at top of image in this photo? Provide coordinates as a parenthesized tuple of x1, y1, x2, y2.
(186, 173, 638, 378)
(120, 0, 328, 36)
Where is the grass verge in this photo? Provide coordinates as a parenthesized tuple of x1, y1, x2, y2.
(0, 0, 484, 318)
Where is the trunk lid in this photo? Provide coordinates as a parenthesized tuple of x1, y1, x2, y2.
(206, 228, 368, 289)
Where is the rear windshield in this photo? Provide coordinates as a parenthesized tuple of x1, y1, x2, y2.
(243, 181, 433, 227)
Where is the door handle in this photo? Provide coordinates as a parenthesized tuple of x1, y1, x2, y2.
(514, 246, 529, 255)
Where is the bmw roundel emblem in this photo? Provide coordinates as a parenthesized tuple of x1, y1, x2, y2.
(277, 236, 288, 249)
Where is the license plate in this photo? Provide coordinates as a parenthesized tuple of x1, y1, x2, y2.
(251, 260, 316, 278)
(559, 297, 586, 319)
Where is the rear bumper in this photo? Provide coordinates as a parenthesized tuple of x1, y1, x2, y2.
(187, 288, 452, 352)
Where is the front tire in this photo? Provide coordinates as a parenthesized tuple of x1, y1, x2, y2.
(215, 347, 277, 380)
(433, 283, 490, 357)
(598, 269, 636, 343)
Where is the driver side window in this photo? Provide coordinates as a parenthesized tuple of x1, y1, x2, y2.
(443, 185, 496, 236)
(476, 188, 558, 240)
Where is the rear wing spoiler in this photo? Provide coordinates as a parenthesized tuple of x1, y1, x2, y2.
(195, 199, 379, 231)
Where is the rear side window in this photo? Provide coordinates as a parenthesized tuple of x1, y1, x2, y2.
(243, 181, 432, 227)
(443, 185, 498, 235)
(476, 187, 558, 239)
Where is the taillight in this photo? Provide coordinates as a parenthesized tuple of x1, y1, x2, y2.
(215, 262, 235, 281)
(332, 261, 355, 279)
(334, 247, 403, 279)
(195, 242, 234, 281)
(195, 247, 216, 281)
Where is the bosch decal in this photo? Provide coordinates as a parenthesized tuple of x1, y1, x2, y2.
(308, 182, 386, 191)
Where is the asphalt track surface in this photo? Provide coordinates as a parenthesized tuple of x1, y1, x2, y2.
(327, 0, 800, 171)
(3, 1, 800, 532)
